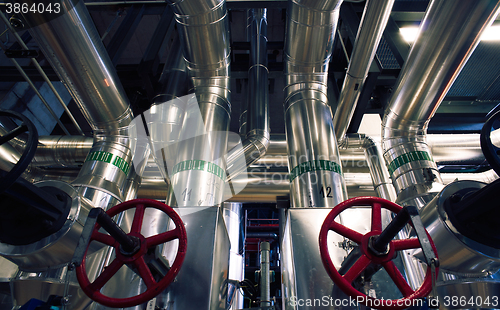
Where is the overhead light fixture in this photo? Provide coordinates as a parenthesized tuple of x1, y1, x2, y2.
(399, 26, 419, 43)
(481, 25, 500, 41)
(399, 24, 500, 43)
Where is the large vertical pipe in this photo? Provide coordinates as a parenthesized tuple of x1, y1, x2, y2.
(20, 0, 135, 209)
(164, 0, 232, 207)
(333, 0, 395, 143)
(382, 0, 500, 207)
(146, 39, 190, 186)
(222, 202, 245, 310)
(284, 0, 346, 208)
(226, 9, 270, 179)
(344, 134, 397, 202)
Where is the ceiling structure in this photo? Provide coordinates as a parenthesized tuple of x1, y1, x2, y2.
(1, 0, 499, 138)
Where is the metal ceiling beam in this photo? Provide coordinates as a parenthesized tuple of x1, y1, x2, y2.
(382, 16, 410, 67)
(347, 71, 380, 133)
(87, 4, 167, 15)
(137, 6, 175, 100)
(107, 4, 145, 65)
(340, 3, 383, 71)
(392, 0, 430, 12)
(227, 1, 287, 9)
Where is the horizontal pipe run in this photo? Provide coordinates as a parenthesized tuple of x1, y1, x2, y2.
(26, 132, 493, 171)
(31, 165, 498, 203)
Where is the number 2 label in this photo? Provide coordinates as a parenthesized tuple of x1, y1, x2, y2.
(319, 186, 333, 198)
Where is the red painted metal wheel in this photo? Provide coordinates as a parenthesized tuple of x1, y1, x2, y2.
(319, 196, 438, 310)
(76, 199, 187, 308)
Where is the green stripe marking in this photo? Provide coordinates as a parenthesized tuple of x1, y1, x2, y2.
(387, 151, 433, 175)
(172, 160, 226, 181)
(85, 151, 131, 174)
(289, 160, 342, 182)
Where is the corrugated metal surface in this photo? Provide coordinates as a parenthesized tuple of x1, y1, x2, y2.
(447, 42, 500, 99)
(376, 37, 401, 69)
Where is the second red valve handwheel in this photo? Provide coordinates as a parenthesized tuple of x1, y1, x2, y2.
(76, 199, 187, 308)
(319, 196, 438, 310)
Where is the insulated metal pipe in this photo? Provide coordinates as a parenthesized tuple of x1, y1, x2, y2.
(226, 9, 270, 180)
(146, 39, 190, 185)
(21, 0, 135, 208)
(344, 133, 397, 201)
(223, 202, 245, 310)
(333, 0, 395, 143)
(0, 12, 85, 136)
(24, 131, 495, 171)
(34, 136, 93, 167)
(164, 0, 232, 207)
(382, 0, 500, 207)
(381, 0, 500, 291)
(259, 241, 271, 307)
(284, 0, 346, 208)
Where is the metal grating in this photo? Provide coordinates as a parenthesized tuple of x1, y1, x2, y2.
(482, 76, 500, 101)
(447, 42, 500, 99)
(376, 37, 401, 69)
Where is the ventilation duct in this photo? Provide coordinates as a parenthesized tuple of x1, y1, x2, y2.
(284, 0, 346, 209)
(280, 0, 348, 306)
(333, 0, 395, 144)
(21, 0, 136, 208)
(164, 0, 232, 207)
(226, 8, 270, 179)
(380, 0, 500, 294)
(382, 0, 500, 207)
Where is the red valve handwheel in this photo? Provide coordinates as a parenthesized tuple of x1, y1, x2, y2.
(76, 199, 187, 308)
(319, 196, 438, 310)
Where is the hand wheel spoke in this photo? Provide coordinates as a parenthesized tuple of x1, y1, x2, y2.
(343, 254, 371, 283)
(146, 228, 180, 248)
(91, 231, 116, 246)
(133, 256, 157, 289)
(371, 202, 382, 232)
(0, 124, 27, 146)
(382, 261, 414, 297)
(392, 238, 421, 251)
(90, 258, 124, 291)
(130, 204, 146, 234)
(329, 221, 363, 244)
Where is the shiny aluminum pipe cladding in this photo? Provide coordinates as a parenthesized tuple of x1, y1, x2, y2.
(163, 0, 232, 207)
(148, 42, 189, 188)
(21, 0, 135, 209)
(344, 134, 397, 201)
(0, 180, 96, 271)
(34, 136, 93, 167)
(226, 9, 270, 180)
(284, 0, 346, 208)
(333, 0, 395, 143)
(382, 0, 500, 207)
(419, 181, 500, 275)
(382, 131, 444, 207)
(21, 0, 132, 134)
